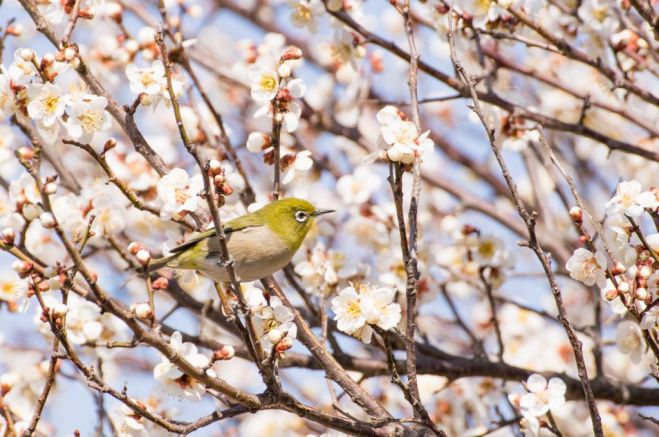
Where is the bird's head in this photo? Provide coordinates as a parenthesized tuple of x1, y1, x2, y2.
(261, 198, 334, 250)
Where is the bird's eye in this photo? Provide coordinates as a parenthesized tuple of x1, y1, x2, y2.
(295, 211, 308, 223)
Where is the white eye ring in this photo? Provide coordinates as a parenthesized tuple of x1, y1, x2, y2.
(295, 211, 308, 222)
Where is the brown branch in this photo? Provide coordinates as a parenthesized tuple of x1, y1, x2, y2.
(445, 2, 603, 435)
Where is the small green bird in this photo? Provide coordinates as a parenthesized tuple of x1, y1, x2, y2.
(147, 198, 334, 282)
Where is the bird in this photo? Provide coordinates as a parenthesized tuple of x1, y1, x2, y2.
(145, 198, 334, 282)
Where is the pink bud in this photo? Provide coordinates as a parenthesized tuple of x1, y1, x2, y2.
(127, 241, 143, 255)
(275, 337, 293, 352)
(2, 228, 15, 245)
(135, 249, 151, 266)
(280, 46, 302, 61)
(152, 277, 169, 290)
(20, 48, 34, 62)
(17, 146, 34, 160)
(131, 302, 153, 320)
(39, 212, 57, 229)
(569, 206, 582, 223)
(213, 345, 235, 360)
(12, 260, 32, 275)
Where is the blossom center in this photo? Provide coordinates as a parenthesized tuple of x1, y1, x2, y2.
(42, 95, 60, 114)
(78, 110, 104, 133)
(174, 187, 190, 204)
(347, 301, 361, 317)
(259, 75, 277, 92)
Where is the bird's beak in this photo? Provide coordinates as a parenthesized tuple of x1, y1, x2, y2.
(312, 209, 335, 217)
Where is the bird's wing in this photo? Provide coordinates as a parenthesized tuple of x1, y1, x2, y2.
(168, 212, 264, 255)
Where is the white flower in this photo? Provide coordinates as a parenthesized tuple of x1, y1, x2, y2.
(615, 320, 645, 363)
(153, 331, 209, 400)
(468, 234, 511, 268)
(44, 0, 66, 25)
(520, 374, 566, 417)
(566, 248, 607, 288)
(156, 168, 204, 220)
(640, 307, 659, 330)
(288, 0, 323, 32)
(605, 181, 658, 219)
(286, 78, 307, 98)
(336, 166, 381, 204)
(65, 299, 104, 345)
(0, 275, 28, 304)
(125, 61, 165, 96)
(360, 286, 401, 330)
(64, 94, 111, 142)
(8, 49, 38, 83)
(282, 151, 313, 184)
(332, 286, 366, 335)
(249, 67, 279, 102)
(253, 296, 297, 350)
(10, 172, 42, 205)
(0, 73, 15, 118)
(578, 0, 618, 34)
(294, 242, 348, 295)
(332, 284, 401, 343)
(26, 82, 67, 128)
(330, 29, 365, 70)
(376, 106, 433, 164)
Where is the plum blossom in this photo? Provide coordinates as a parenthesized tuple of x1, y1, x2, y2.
(153, 331, 210, 400)
(65, 299, 105, 345)
(252, 295, 297, 350)
(126, 61, 165, 96)
(249, 67, 279, 102)
(519, 374, 566, 417)
(0, 73, 15, 118)
(282, 151, 313, 184)
(294, 242, 349, 295)
(566, 248, 607, 288)
(27, 82, 67, 128)
(156, 168, 204, 220)
(605, 180, 658, 219)
(615, 321, 645, 363)
(640, 307, 659, 330)
(64, 94, 112, 142)
(288, 0, 323, 32)
(8, 49, 38, 83)
(0, 275, 28, 305)
(331, 284, 401, 343)
(375, 106, 433, 164)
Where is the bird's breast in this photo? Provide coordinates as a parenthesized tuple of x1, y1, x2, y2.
(198, 226, 293, 282)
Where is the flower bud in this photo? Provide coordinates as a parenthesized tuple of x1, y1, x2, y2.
(213, 345, 235, 361)
(246, 132, 271, 153)
(605, 288, 619, 300)
(22, 203, 41, 221)
(275, 336, 293, 352)
(127, 241, 143, 255)
(40, 212, 57, 229)
(2, 228, 15, 245)
(268, 328, 284, 344)
(43, 182, 58, 195)
(135, 249, 151, 266)
(12, 260, 32, 275)
(569, 206, 583, 223)
(7, 23, 23, 36)
(105, 2, 123, 20)
(20, 48, 34, 62)
(639, 265, 652, 279)
(618, 281, 630, 293)
(52, 303, 68, 317)
(326, 0, 343, 12)
(64, 47, 77, 61)
(280, 46, 302, 61)
(277, 62, 291, 78)
(103, 138, 117, 154)
(208, 159, 222, 176)
(124, 39, 139, 53)
(635, 287, 648, 301)
(17, 146, 34, 160)
(131, 302, 153, 320)
(41, 52, 55, 67)
(611, 263, 626, 276)
(78, 7, 96, 19)
(152, 277, 169, 290)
